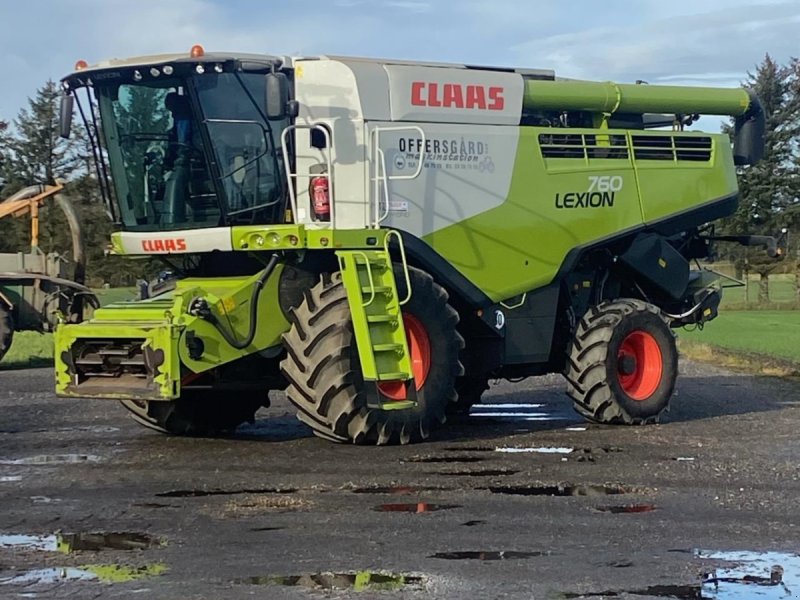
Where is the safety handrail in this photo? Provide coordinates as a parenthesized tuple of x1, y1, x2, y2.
(281, 124, 334, 227)
(384, 230, 412, 305)
(370, 125, 426, 227)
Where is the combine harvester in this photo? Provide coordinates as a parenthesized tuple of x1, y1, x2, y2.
(55, 46, 773, 443)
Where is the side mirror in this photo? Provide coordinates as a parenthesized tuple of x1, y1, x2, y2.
(60, 94, 74, 139)
(733, 91, 765, 166)
(265, 72, 289, 121)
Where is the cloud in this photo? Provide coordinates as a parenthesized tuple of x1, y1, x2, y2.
(510, 1, 800, 84)
(1, 0, 798, 120)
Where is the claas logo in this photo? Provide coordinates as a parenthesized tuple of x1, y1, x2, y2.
(411, 82, 504, 111)
(141, 238, 187, 252)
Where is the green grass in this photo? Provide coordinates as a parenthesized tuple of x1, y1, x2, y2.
(718, 273, 798, 307)
(2, 330, 54, 369)
(93, 286, 137, 306)
(678, 310, 800, 364)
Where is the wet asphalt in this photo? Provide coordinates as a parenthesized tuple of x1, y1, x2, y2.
(0, 360, 799, 599)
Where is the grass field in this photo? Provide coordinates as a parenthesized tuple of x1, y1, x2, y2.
(2, 330, 54, 369)
(678, 310, 800, 364)
(718, 273, 798, 307)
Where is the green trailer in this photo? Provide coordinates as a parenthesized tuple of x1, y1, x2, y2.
(54, 47, 771, 443)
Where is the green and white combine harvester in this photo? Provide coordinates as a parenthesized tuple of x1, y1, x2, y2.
(55, 46, 773, 444)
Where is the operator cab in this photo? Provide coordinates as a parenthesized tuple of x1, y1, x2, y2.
(61, 49, 293, 232)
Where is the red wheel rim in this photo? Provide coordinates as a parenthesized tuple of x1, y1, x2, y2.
(378, 313, 431, 401)
(617, 330, 663, 401)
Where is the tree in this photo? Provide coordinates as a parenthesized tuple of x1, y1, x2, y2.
(722, 55, 800, 302)
(0, 80, 157, 286)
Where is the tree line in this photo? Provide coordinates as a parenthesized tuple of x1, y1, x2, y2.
(0, 81, 151, 286)
(1, 56, 799, 297)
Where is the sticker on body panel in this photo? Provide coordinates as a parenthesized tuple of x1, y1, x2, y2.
(385, 65, 524, 125)
(115, 227, 234, 255)
(377, 123, 519, 236)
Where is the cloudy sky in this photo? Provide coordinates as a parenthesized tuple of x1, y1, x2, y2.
(1, 0, 798, 122)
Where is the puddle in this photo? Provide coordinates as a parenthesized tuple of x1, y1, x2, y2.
(462, 520, 487, 527)
(674, 457, 697, 462)
(565, 549, 799, 598)
(236, 571, 422, 591)
(468, 403, 574, 422)
(439, 469, 518, 477)
(443, 446, 495, 452)
(156, 487, 296, 498)
(699, 549, 799, 599)
(594, 504, 657, 514)
(406, 456, 486, 463)
(0, 476, 22, 482)
(0, 534, 58, 551)
(0, 567, 96, 585)
(249, 526, 285, 532)
(563, 584, 702, 598)
(0, 563, 167, 585)
(483, 483, 631, 497)
(0, 455, 103, 466)
(30, 496, 60, 504)
(350, 486, 448, 495)
(430, 551, 547, 561)
(374, 503, 460, 513)
(0, 532, 157, 553)
(495, 446, 574, 454)
(54, 426, 120, 434)
(566, 427, 587, 431)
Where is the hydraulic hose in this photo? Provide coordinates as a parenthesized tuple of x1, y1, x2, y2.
(192, 254, 280, 350)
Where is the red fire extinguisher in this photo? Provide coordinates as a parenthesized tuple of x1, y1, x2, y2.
(310, 175, 330, 222)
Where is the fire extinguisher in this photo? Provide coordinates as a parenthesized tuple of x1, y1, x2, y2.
(310, 175, 330, 222)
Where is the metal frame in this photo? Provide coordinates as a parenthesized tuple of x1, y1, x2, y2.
(370, 125, 426, 227)
(281, 124, 334, 227)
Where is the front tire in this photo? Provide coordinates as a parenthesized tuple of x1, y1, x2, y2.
(281, 268, 464, 445)
(565, 299, 677, 424)
(0, 306, 13, 362)
(120, 391, 265, 436)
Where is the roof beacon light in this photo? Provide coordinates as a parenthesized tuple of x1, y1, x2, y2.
(190, 44, 205, 58)
(74, 60, 88, 71)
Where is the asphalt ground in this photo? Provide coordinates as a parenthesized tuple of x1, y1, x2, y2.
(0, 361, 799, 599)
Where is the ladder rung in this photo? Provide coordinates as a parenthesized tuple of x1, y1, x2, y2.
(366, 315, 396, 324)
(372, 343, 404, 353)
(362, 286, 392, 295)
(354, 256, 388, 266)
(377, 373, 411, 381)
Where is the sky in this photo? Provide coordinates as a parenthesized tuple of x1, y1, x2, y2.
(1, 0, 799, 123)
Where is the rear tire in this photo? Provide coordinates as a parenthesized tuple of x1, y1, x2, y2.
(565, 299, 677, 425)
(120, 391, 265, 436)
(281, 268, 464, 445)
(0, 306, 13, 362)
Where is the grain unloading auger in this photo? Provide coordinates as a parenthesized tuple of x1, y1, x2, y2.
(55, 48, 771, 443)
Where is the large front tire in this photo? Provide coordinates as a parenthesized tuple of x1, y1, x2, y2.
(120, 391, 265, 436)
(281, 268, 463, 445)
(0, 306, 14, 362)
(565, 299, 677, 425)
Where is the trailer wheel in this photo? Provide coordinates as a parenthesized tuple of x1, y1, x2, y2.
(565, 299, 677, 425)
(281, 268, 464, 445)
(0, 306, 13, 362)
(120, 392, 265, 436)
